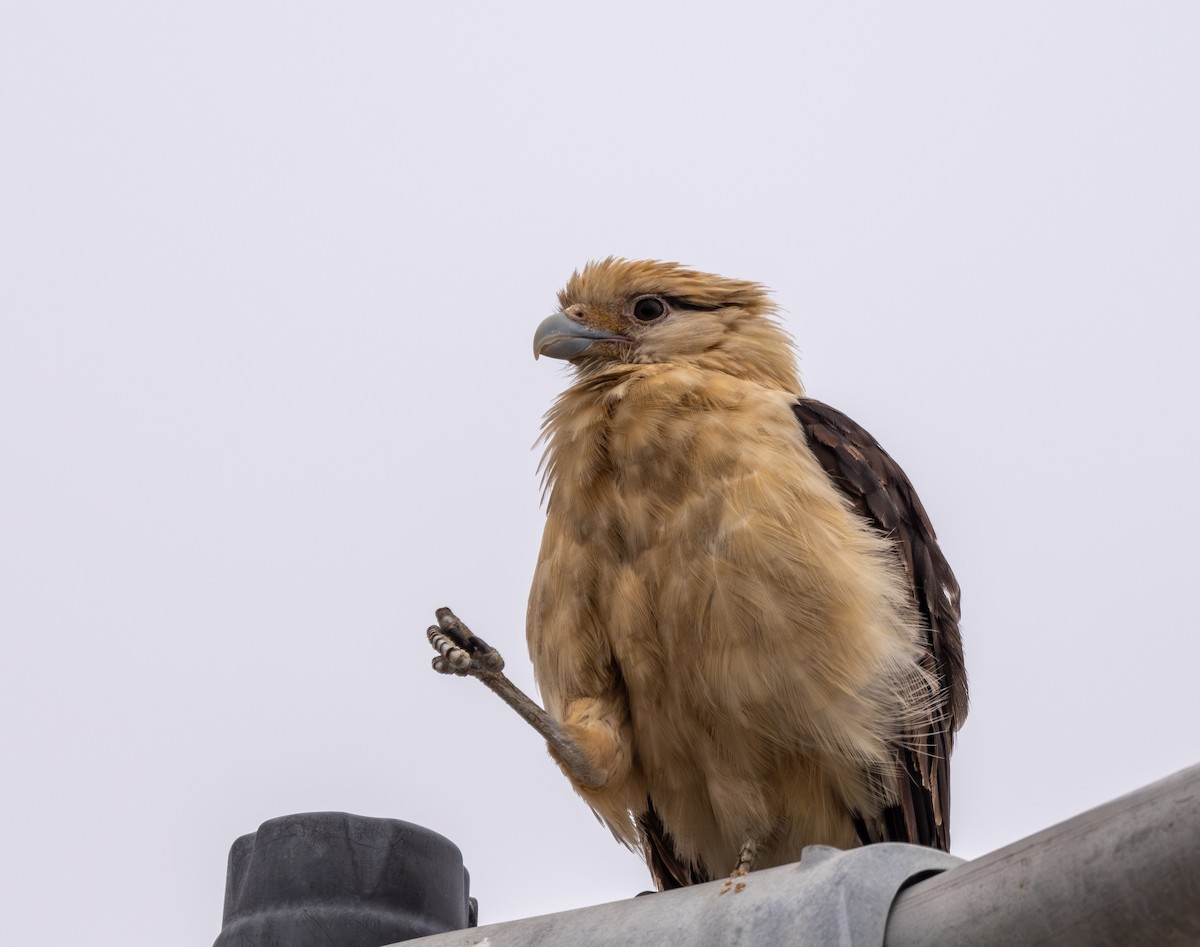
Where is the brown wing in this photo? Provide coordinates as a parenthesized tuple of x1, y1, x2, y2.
(793, 398, 968, 851)
(638, 800, 706, 890)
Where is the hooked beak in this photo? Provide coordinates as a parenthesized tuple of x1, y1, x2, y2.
(533, 311, 628, 360)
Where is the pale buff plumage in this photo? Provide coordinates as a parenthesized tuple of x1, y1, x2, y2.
(527, 258, 948, 884)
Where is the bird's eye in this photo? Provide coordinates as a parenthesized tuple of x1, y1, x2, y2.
(633, 296, 666, 322)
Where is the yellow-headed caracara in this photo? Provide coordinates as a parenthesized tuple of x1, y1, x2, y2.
(427, 258, 967, 890)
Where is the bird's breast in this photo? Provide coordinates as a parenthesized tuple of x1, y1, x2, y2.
(532, 367, 919, 839)
(564, 372, 806, 551)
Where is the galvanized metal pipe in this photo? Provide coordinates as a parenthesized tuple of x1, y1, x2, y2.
(386, 762, 1200, 946)
(397, 843, 963, 947)
(885, 762, 1200, 947)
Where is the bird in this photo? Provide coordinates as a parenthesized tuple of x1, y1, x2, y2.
(427, 257, 966, 891)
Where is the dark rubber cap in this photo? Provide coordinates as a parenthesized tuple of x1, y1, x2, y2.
(215, 812, 475, 946)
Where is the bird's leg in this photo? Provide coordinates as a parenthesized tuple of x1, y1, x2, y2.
(426, 607, 606, 789)
(719, 838, 758, 894)
(731, 838, 758, 877)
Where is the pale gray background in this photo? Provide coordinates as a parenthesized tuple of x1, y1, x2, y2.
(3, 3, 1198, 944)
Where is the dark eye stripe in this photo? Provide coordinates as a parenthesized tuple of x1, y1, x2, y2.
(663, 296, 723, 312)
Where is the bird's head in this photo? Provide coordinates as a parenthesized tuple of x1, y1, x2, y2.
(533, 258, 801, 393)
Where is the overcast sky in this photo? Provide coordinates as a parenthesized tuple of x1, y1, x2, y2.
(3, 3, 1199, 944)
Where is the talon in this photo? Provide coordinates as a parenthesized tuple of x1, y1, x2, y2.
(437, 607, 469, 638)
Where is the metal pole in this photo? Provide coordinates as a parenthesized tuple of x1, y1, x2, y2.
(885, 762, 1200, 947)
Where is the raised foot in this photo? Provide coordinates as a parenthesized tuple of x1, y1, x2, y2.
(427, 606, 506, 676)
(422, 606, 608, 791)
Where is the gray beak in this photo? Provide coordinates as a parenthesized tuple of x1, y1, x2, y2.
(533, 311, 627, 360)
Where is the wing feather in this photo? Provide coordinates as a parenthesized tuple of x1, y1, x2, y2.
(792, 398, 968, 850)
(638, 801, 706, 889)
